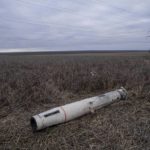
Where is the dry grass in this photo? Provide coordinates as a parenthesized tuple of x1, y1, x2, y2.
(0, 52, 150, 150)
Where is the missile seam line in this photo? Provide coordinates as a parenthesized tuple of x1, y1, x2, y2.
(60, 106, 67, 122)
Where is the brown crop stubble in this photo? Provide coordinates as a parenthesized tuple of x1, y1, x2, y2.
(0, 52, 150, 150)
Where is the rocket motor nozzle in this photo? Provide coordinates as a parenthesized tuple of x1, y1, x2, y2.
(118, 87, 128, 100)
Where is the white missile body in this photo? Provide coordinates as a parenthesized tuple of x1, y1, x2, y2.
(31, 87, 127, 131)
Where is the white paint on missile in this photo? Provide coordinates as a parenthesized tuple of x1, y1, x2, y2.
(30, 87, 127, 131)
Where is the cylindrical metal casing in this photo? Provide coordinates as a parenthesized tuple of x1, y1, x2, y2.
(30, 87, 127, 131)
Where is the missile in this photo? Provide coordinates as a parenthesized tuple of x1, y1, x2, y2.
(30, 87, 127, 132)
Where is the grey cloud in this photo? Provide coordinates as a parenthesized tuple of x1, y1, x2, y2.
(0, 0, 150, 51)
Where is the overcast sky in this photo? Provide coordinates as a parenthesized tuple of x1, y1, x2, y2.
(0, 0, 150, 52)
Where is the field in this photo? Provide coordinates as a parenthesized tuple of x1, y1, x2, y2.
(0, 52, 150, 150)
